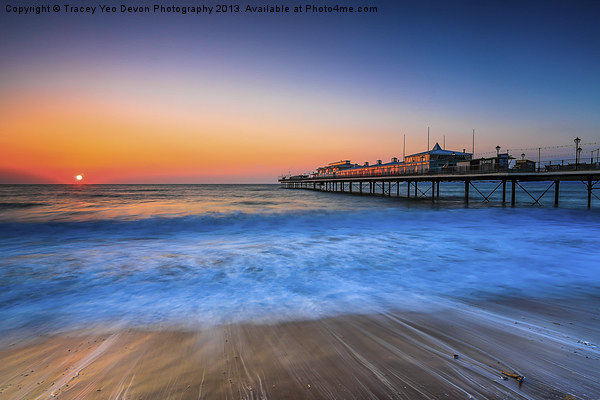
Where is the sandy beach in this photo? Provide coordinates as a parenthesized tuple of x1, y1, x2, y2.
(1, 296, 598, 400)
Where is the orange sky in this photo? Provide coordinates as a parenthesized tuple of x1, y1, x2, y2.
(0, 86, 419, 184)
(1, 91, 340, 183)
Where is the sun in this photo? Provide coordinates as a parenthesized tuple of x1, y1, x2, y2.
(75, 174, 83, 181)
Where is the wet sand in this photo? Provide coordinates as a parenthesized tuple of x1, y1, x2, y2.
(1, 297, 598, 400)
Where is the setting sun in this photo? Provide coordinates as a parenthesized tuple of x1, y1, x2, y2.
(75, 174, 83, 181)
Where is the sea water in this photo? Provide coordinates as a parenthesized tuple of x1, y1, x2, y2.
(1, 184, 599, 337)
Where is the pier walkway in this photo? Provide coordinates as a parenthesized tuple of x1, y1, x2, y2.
(279, 169, 600, 208)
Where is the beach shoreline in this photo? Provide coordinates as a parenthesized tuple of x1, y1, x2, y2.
(1, 296, 598, 399)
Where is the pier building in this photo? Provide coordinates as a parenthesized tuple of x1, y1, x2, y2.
(404, 143, 472, 173)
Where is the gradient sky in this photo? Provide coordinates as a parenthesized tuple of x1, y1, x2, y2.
(1, 0, 599, 183)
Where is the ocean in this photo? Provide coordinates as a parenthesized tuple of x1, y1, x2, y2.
(1, 183, 599, 339)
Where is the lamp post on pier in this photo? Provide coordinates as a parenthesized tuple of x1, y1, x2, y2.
(574, 137, 581, 169)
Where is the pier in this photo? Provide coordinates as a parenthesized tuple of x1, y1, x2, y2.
(280, 170, 600, 208)
(279, 143, 600, 208)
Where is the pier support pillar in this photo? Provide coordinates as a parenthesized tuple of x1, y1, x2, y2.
(554, 180, 559, 206)
(397, 181, 400, 197)
(511, 180, 516, 207)
(407, 182, 411, 198)
(437, 181, 440, 198)
(588, 178, 592, 208)
(465, 180, 469, 204)
(502, 180, 506, 203)
(415, 181, 418, 198)
(432, 181, 435, 202)
(359, 182, 363, 194)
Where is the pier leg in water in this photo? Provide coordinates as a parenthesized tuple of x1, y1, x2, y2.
(415, 181, 418, 198)
(554, 180, 559, 206)
(437, 181, 440, 198)
(465, 180, 470, 204)
(511, 180, 516, 207)
(502, 180, 506, 204)
(588, 178, 592, 208)
(432, 181, 435, 202)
